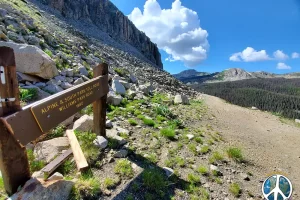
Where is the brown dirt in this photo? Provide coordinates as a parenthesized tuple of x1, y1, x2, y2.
(202, 94, 300, 197)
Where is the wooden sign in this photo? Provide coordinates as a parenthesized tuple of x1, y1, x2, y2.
(31, 76, 108, 132)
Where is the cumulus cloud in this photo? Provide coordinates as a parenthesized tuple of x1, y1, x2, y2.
(273, 50, 289, 60)
(292, 52, 300, 59)
(128, 0, 209, 67)
(229, 47, 270, 62)
(277, 62, 291, 70)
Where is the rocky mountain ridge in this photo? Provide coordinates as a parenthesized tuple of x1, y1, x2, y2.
(174, 68, 300, 84)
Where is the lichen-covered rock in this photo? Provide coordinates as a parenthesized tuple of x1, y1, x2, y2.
(0, 41, 58, 79)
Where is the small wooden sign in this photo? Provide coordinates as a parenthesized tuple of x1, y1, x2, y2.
(30, 76, 108, 133)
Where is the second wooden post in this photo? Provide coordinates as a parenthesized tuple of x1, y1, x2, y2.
(93, 63, 108, 136)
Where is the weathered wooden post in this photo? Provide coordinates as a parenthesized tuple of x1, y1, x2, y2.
(93, 63, 108, 136)
(0, 47, 30, 195)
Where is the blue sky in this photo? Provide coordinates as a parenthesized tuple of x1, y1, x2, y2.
(111, 0, 300, 74)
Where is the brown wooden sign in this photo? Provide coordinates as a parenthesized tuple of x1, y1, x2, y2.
(31, 76, 108, 132)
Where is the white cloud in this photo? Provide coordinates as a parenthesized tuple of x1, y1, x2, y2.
(292, 52, 300, 59)
(277, 62, 291, 70)
(229, 47, 270, 62)
(128, 0, 209, 67)
(273, 50, 289, 60)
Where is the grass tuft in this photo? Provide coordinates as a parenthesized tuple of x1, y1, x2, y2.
(128, 118, 138, 126)
(160, 128, 175, 139)
(114, 159, 134, 178)
(142, 169, 166, 193)
(197, 165, 209, 176)
(143, 118, 156, 127)
(227, 147, 244, 162)
(229, 182, 241, 197)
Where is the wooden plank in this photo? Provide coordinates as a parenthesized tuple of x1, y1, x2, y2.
(0, 46, 21, 117)
(4, 75, 109, 145)
(66, 130, 88, 171)
(31, 75, 109, 133)
(93, 63, 108, 136)
(0, 47, 30, 195)
(41, 149, 73, 178)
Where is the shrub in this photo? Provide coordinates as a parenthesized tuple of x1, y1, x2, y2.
(128, 118, 138, 126)
(229, 183, 241, 197)
(143, 118, 155, 127)
(19, 88, 38, 102)
(114, 159, 134, 178)
(227, 147, 244, 162)
(160, 128, 175, 139)
(142, 169, 166, 193)
(197, 166, 208, 176)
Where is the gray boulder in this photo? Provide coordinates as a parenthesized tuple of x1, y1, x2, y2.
(112, 80, 126, 95)
(78, 64, 89, 76)
(73, 114, 93, 132)
(119, 80, 130, 89)
(0, 41, 58, 79)
(7, 31, 25, 43)
(93, 136, 108, 149)
(139, 84, 152, 95)
(114, 149, 128, 158)
(107, 90, 123, 106)
(174, 94, 189, 105)
(74, 78, 84, 85)
(26, 35, 40, 45)
(60, 82, 73, 89)
(43, 83, 64, 94)
(34, 137, 69, 163)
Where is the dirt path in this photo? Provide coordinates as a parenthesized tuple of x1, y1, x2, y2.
(202, 94, 300, 195)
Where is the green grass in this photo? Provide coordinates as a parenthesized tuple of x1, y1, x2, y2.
(137, 114, 145, 120)
(102, 177, 119, 189)
(145, 153, 158, 164)
(108, 138, 119, 149)
(194, 137, 203, 144)
(142, 169, 166, 193)
(125, 194, 134, 200)
(165, 156, 185, 168)
(44, 49, 53, 57)
(143, 118, 156, 127)
(200, 145, 210, 154)
(70, 175, 101, 199)
(197, 165, 209, 176)
(19, 88, 38, 102)
(229, 183, 241, 197)
(187, 173, 201, 184)
(227, 147, 244, 162)
(188, 143, 197, 155)
(0, 177, 7, 199)
(128, 118, 138, 126)
(27, 149, 46, 173)
(80, 105, 93, 115)
(156, 115, 166, 122)
(74, 131, 99, 163)
(56, 159, 75, 176)
(114, 159, 134, 178)
(114, 67, 128, 77)
(155, 105, 173, 118)
(160, 128, 176, 139)
(209, 151, 224, 164)
(45, 125, 65, 140)
(186, 185, 209, 200)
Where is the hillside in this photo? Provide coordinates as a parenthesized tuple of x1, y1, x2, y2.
(192, 78, 300, 119)
(174, 68, 300, 84)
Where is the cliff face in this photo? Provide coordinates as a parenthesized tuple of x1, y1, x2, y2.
(39, 0, 163, 68)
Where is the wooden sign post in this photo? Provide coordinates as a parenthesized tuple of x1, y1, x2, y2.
(0, 47, 30, 195)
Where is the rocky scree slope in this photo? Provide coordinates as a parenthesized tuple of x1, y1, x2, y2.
(0, 0, 196, 100)
(32, 0, 163, 68)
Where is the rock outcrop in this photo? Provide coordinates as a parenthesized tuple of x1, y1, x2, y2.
(37, 0, 163, 69)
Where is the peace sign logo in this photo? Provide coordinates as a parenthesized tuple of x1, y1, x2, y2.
(262, 174, 293, 200)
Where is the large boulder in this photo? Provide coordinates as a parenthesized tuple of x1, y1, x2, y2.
(73, 114, 93, 132)
(107, 90, 123, 106)
(34, 137, 69, 163)
(0, 41, 58, 79)
(174, 94, 189, 105)
(112, 80, 126, 95)
(9, 178, 74, 200)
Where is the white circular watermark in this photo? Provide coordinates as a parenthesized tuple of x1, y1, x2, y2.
(262, 174, 293, 200)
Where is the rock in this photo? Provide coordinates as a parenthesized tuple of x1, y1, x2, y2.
(186, 134, 194, 140)
(119, 80, 130, 89)
(93, 136, 108, 149)
(127, 89, 137, 99)
(34, 137, 69, 163)
(66, 68, 74, 77)
(54, 75, 66, 82)
(139, 84, 152, 95)
(163, 167, 174, 177)
(7, 31, 25, 43)
(174, 94, 189, 105)
(74, 77, 84, 85)
(9, 178, 74, 200)
(107, 90, 123, 106)
(26, 35, 40, 45)
(210, 164, 223, 176)
(112, 80, 126, 95)
(295, 119, 300, 124)
(81, 75, 90, 81)
(73, 114, 93, 132)
(129, 74, 137, 83)
(60, 115, 75, 127)
(17, 72, 41, 82)
(32, 171, 45, 179)
(113, 149, 128, 158)
(78, 64, 88, 76)
(61, 82, 73, 89)
(0, 41, 58, 79)
(116, 127, 130, 135)
(240, 173, 250, 181)
(36, 88, 51, 100)
(0, 8, 7, 17)
(107, 129, 127, 145)
(47, 172, 64, 181)
(106, 120, 113, 129)
(43, 83, 64, 94)
(251, 106, 258, 110)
